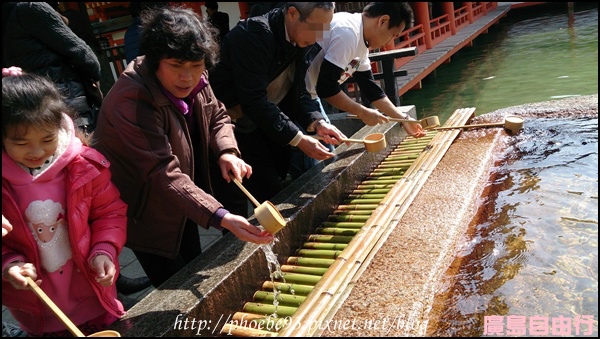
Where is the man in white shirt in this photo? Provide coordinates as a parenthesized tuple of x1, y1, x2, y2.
(305, 2, 427, 134)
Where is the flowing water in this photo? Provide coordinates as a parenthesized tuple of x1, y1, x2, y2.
(396, 4, 598, 336)
(426, 113, 597, 337)
(260, 241, 285, 317)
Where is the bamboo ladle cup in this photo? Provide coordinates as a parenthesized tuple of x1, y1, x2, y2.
(313, 133, 387, 153)
(346, 114, 441, 130)
(229, 174, 286, 234)
(434, 115, 524, 134)
(25, 276, 121, 337)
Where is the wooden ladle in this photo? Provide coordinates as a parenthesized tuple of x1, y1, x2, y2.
(229, 174, 286, 234)
(346, 114, 441, 130)
(434, 115, 524, 134)
(25, 276, 121, 337)
(314, 133, 387, 152)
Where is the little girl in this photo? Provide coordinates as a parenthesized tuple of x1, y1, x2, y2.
(2, 72, 127, 336)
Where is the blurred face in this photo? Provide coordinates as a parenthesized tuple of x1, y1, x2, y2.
(156, 58, 206, 98)
(367, 18, 406, 50)
(287, 6, 333, 47)
(3, 124, 59, 169)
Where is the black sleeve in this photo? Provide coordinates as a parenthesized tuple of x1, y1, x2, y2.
(315, 58, 345, 99)
(353, 70, 387, 103)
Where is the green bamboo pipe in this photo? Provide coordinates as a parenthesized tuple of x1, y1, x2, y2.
(336, 204, 378, 210)
(313, 227, 360, 236)
(368, 172, 405, 177)
(385, 154, 420, 161)
(303, 234, 355, 243)
(278, 272, 323, 285)
(361, 178, 403, 184)
(281, 265, 329, 276)
(253, 291, 307, 307)
(390, 148, 427, 155)
(371, 168, 406, 174)
(355, 183, 395, 189)
(321, 221, 365, 228)
(350, 188, 391, 194)
(242, 302, 298, 318)
(393, 144, 432, 151)
(332, 210, 373, 216)
(294, 249, 344, 259)
(368, 172, 405, 178)
(400, 137, 435, 144)
(377, 159, 415, 167)
(364, 177, 404, 183)
(262, 281, 314, 295)
(287, 257, 335, 268)
(375, 165, 411, 170)
(327, 214, 371, 222)
(347, 193, 387, 199)
(301, 242, 348, 250)
(342, 199, 383, 205)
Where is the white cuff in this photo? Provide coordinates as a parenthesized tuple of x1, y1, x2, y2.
(289, 131, 304, 147)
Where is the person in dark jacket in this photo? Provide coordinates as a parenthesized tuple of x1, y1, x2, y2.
(208, 2, 346, 217)
(124, 2, 169, 64)
(204, 2, 230, 42)
(91, 6, 273, 288)
(2, 2, 101, 135)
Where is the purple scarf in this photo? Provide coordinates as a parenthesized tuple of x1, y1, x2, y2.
(161, 76, 208, 115)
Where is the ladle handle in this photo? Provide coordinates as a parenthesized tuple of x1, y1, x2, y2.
(346, 114, 414, 123)
(26, 276, 86, 337)
(434, 122, 505, 130)
(312, 135, 362, 144)
(229, 173, 261, 208)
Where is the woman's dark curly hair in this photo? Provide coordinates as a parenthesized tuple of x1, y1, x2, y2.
(140, 6, 220, 73)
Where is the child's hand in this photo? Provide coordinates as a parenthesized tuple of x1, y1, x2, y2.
(3, 262, 39, 290)
(91, 254, 116, 287)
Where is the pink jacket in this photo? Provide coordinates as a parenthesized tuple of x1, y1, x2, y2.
(2, 116, 128, 333)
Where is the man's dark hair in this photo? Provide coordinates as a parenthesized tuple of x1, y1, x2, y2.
(284, 2, 335, 22)
(363, 2, 414, 29)
(204, 2, 218, 11)
(140, 6, 220, 72)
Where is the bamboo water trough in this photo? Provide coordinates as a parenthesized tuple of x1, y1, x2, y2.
(219, 108, 477, 337)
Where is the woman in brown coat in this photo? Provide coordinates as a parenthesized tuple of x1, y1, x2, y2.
(91, 6, 273, 287)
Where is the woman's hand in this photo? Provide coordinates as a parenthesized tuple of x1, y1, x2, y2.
(218, 152, 252, 183)
(220, 213, 274, 244)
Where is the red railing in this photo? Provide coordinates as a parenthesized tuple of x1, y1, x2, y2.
(454, 6, 470, 31)
(429, 14, 453, 46)
(472, 2, 487, 20)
